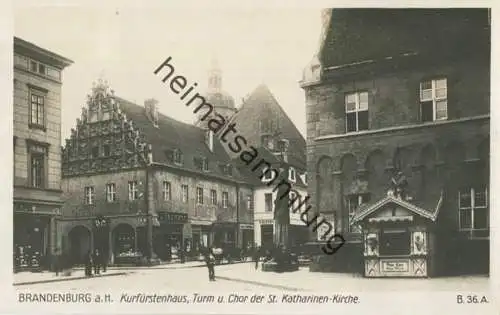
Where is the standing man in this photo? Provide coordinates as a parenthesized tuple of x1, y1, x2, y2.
(53, 248, 61, 276)
(253, 245, 261, 270)
(93, 249, 101, 275)
(204, 249, 216, 281)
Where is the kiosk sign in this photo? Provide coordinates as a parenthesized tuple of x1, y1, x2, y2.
(381, 260, 409, 272)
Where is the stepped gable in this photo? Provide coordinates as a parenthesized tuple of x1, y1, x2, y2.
(115, 97, 244, 181)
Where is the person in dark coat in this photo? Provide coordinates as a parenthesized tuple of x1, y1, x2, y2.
(93, 249, 101, 275)
(84, 250, 93, 277)
(253, 245, 261, 270)
(53, 248, 62, 276)
(204, 249, 216, 281)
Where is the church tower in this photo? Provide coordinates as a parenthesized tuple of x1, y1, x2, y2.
(194, 58, 237, 129)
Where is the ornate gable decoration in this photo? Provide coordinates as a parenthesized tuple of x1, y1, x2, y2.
(62, 79, 153, 177)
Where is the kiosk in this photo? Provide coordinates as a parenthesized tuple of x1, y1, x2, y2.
(351, 188, 442, 278)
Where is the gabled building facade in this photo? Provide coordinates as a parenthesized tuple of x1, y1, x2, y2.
(229, 84, 309, 250)
(60, 80, 253, 264)
(301, 9, 490, 276)
(13, 37, 73, 270)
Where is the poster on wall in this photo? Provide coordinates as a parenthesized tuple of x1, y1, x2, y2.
(365, 232, 379, 256)
(316, 213, 335, 241)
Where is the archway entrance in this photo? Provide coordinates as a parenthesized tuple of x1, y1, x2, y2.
(68, 226, 91, 265)
(112, 224, 135, 257)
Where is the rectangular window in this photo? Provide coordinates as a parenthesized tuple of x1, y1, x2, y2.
(30, 153, 44, 188)
(103, 145, 111, 157)
(181, 185, 189, 203)
(202, 159, 209, 172)
(379, 229, 412, 256)
(345, 91, 369, 132)
(288, 167, 296, 183)
(210, 189, 217, 205)
(91, 146, 99, 159)
(84, 186, 95, 205)
(420, 78, 447, 122)
(222, 192, 229, 208)
(196, 187, 204, 205)
(247, 195, 253, 210)
(347, 194, 370, 233)
(174, 150, 183, 165)
(14, 54, 28, 69)
(459, 187, 488, 238)
(46, 67, 61, 80)
(30, 93, 45, 127)
(163, 181, 171, 201)
(106, 183, 116, 202)
(265, 193, 273, 212)
(128, 181, 138, 200)
(30, 60, 37, 72)
(38, 63, 46, 75)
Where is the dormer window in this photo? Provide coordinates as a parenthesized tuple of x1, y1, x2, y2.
(226, 164, 233, 176)
(174, 149, 183, 165)
(202, 158, 209, 172)
(261, 135, 274, 150)
(288, 167, 296, 183)
(262, 167, 276, 182)
(277, 140, 287, 154)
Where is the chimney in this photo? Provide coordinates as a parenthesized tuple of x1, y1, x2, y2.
(205, 129, 214, 152)
(144, 98, 159, 127)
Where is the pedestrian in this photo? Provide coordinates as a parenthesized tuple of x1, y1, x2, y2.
(93, 249, 101, 275)
(84, 250, 93, 277)
(53, 248, 60, 276)
(204, 249, 216, 281)
(101, 251, 107, 273)
(253, 245, 261, 270)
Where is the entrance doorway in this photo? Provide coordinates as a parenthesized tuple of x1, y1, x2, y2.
(68, 226, 91, 265)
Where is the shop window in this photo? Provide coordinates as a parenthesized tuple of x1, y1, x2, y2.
(210, 189, 217, 205)
(265, 193, 273, 212)
(181, 185, 189, 203)
(459, 187, 488, 239)
(196, 187, 204, 204)
(128, 181, 138, 200)
(420, 78, 447, 122)
(84, 186, 95, 205)
(106, 183, 116, 202)
(346, 193, 370, 233)
(163, 181, 171, 201)
(379, 229, 411, 256)
(222, 191, 229, 208)
(345, 91, 369, 133)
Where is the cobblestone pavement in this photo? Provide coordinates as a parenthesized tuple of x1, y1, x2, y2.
(15, 262, 489, 292)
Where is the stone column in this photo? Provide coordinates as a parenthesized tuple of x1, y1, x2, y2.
(108, 228, 114, 265)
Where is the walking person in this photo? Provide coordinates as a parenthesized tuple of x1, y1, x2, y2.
(93, 249, 101, 275)
(253, 245, 261, 270)
(84, 250, 93, 277)
(204, 249, 216, 281)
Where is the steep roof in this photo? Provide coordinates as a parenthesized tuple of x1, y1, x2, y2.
(320, 8, 490, 69)
(230, 84, 306, 169)
(116, 98, 245, 182)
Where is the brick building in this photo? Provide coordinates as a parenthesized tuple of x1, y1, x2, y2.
(60, 80, 253, 265)
(301, 9, 490, 276)
(13, 37, 73, 270)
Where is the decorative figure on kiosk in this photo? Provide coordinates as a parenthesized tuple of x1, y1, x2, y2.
(389, 170, 408, 200)
(413, 231, 426, 255)
(365, 233, 379, 256)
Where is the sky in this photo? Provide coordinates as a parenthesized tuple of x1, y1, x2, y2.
(14, 3, 323, 143)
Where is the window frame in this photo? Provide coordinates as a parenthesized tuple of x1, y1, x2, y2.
(202, 158, 209, 172)
(288, 167, 296, 183)
(128, 181, 138, 201)
(174, 149, 183, 165)
(246, 195, 253, 210)
(345, 91, 369, 133)
(419, 78, 448, 122)
(264, 193, 273, 212)
(222, 191, 229, 209)
(84, 186, 95, 205)
(210, 189, 217, 205)
(458, 187, 489, 238)
(29, 89, 46, 130)
(163, 181, 172, 201)
(181, 185, 189, 203)
(106, 183, 116, 203)
(196, 187, 204, 205)
(27, 141, 48, 189)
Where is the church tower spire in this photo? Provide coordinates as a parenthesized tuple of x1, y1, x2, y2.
(208, 58, 222, 94)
